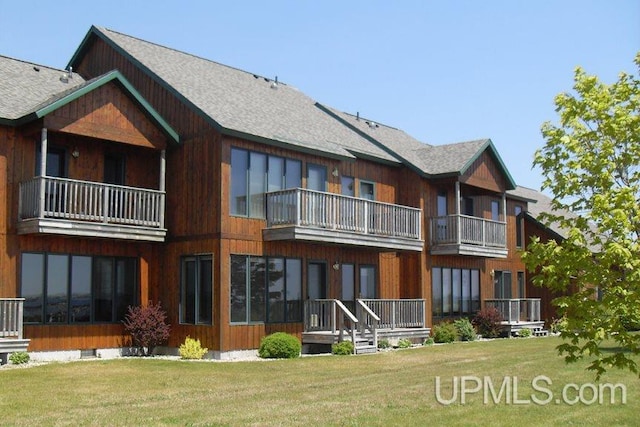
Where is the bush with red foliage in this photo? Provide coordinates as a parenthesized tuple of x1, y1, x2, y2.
(472, 307, 503, 338)
(123, 301, 170, 356)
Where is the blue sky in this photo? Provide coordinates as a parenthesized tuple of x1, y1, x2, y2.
(1, 1, 638, 191)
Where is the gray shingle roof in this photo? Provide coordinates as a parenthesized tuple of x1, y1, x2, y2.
(412, 139, 489, 175)
(508, 186, 572, 240)
(78, 27, 399, 163)
(0, 55, 85, 121)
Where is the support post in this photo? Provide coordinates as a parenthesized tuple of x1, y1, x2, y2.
(455, 181, 461, 245)
(159, 150, 166, 228)
(38, 128, 48, 218)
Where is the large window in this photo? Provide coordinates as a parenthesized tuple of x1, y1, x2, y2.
(21, 253, 138, 324)
(230, 148, 302, 218)
(230, 255, 302, 324)
(432, 267, 480, 318)
(180, 255, 213, 324)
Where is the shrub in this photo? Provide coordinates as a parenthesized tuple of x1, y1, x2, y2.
(423, 337, 435, 346)
(549, 316, 568, 334)
(9, 351, 30, 365)
(123, 301, 171, 356)
(332, 341, 354, 355)
(377, 339, 390, 349)
(472, 307, 503, 338)
(258, 332, 301, 359)
(432, 322, 458, 343)
(454, 318, 477, 341)
(179, 336, 208, 360)
(517, 328, 532, 338)
(397, 338, 413, 348)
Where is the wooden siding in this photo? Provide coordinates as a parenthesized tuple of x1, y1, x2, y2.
(460, 150, 507, 193)
(44, 81, 167, 150)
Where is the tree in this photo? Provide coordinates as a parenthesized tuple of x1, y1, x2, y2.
(524, 53, 640, 379)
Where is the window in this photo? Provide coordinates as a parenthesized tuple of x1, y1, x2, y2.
(491, 200, 500, 221)
(359, 181, 375, 201)
(230, 148, 302, 218)
(231, 255, 302, 323)
(307, 163, 327, 191)
(341, 176, 355, 197)
(359, 265, 377, 298)
(432, 267, 480, 318)
(36, 145, 67, 177)
(20, 253, 138, 324)
(462, 197, 474, 216)
(104, 153, 126, 185)
(515, 205, 523, 248)
(180, 255, 213, 324)
(517, 271, 525, 298)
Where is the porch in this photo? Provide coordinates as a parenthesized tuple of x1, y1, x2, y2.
(263, 188, 423, 252)
(0, 299, 30, 364)
(302, 299, 430, 354)
(484, 298, 547, 336)
(18, 176, 166, 241)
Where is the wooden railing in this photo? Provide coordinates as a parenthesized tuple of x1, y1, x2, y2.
(19, 176, 165, 228)
(304, 299, 358, 346)
(266, 188, 421, 240)
(484, 298, 541, 323)
(0, 298, 25, 339)
(359, 299, 425, 329)
(356, 300, 380, 348)
(431, 214, 506, 248)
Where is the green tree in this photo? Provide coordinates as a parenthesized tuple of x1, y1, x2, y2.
(524, 53, 640, 379)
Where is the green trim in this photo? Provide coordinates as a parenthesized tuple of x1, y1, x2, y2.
(33, 70, 178, 143)
(523, 212, 565, 242)
(458, 139, 517, 190)
(69, 26, 224, 135)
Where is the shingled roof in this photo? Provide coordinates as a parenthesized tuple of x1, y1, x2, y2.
(508, 186, 570, 240)
(0, 55, 85, 123)
(68, 26, 400, 164)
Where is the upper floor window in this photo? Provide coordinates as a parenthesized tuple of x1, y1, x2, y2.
(230, 147, 302, 218)
(36, 145, 67, 177)
(307, 163, 326, 192)
(359, 181, 375, 201)
(491, 200, 500, 221)
(515, 205, 523, 247)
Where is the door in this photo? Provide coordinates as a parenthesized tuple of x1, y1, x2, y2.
(105, 154, 126, 219)
(341, 263, 355, 312)
(436, 191, 448, 241)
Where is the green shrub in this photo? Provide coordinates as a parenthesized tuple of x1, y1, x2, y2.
(549, 316, 568, 334)
(332, 341, 354, 355)
(423, 337, 435, 346)
(517, 328, 532, 338)
(472, 307, 503, 338)
(377, 339, 390, 349)
(9, 351, 30, 365)
(454, 318, 477, 341)
(432, 322, 458, 343)
(179, 336, 208, 360)
(396, 338, 412, 348)
(258, 332, 301, 359)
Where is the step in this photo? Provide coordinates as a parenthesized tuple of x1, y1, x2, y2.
(534, 329, 549, 337)
(355, 345, 377, 355)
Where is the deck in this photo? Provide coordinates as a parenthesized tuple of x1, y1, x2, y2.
(0, 299, 30, 364)
(303, 299, 430, 354)
(485, 298, 548, 336)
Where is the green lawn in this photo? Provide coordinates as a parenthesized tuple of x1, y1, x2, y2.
(1, 337, 637, 426)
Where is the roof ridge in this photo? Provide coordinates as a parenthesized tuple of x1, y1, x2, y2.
(96, 26, 288, 87)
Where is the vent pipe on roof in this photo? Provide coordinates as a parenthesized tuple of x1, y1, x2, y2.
(356, 112, 360, 121)
(271, 76, 278, 89)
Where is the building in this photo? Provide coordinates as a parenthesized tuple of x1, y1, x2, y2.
(1, 26, 549, 360)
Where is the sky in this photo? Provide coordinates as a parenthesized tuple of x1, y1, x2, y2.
(1, 1, 638, 192)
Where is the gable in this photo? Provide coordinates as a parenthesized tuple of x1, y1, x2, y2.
(460, 150, 508, 192)
(43, 80, 167, 150)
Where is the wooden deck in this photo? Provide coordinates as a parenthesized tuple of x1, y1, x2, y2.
(303, 299, 430, 354)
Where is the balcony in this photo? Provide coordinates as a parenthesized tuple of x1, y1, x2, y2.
(18, 176, 166, 241)
(263, 188, 423, 252)
(0, 298, 30, 363)
(430, 214, 507, 258)
(484, 298, 545, 335)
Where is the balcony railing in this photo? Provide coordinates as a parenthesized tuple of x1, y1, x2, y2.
(430, 214, 507, 257)
(484, 298, 541, 324)
(0, 298, 25, 339)
(19, 176, 165, 230)
(266, 188, 421, 241)
(358, 299, 425, 329)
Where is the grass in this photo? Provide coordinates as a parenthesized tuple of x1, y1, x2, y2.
(0, 337, 637, 426)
